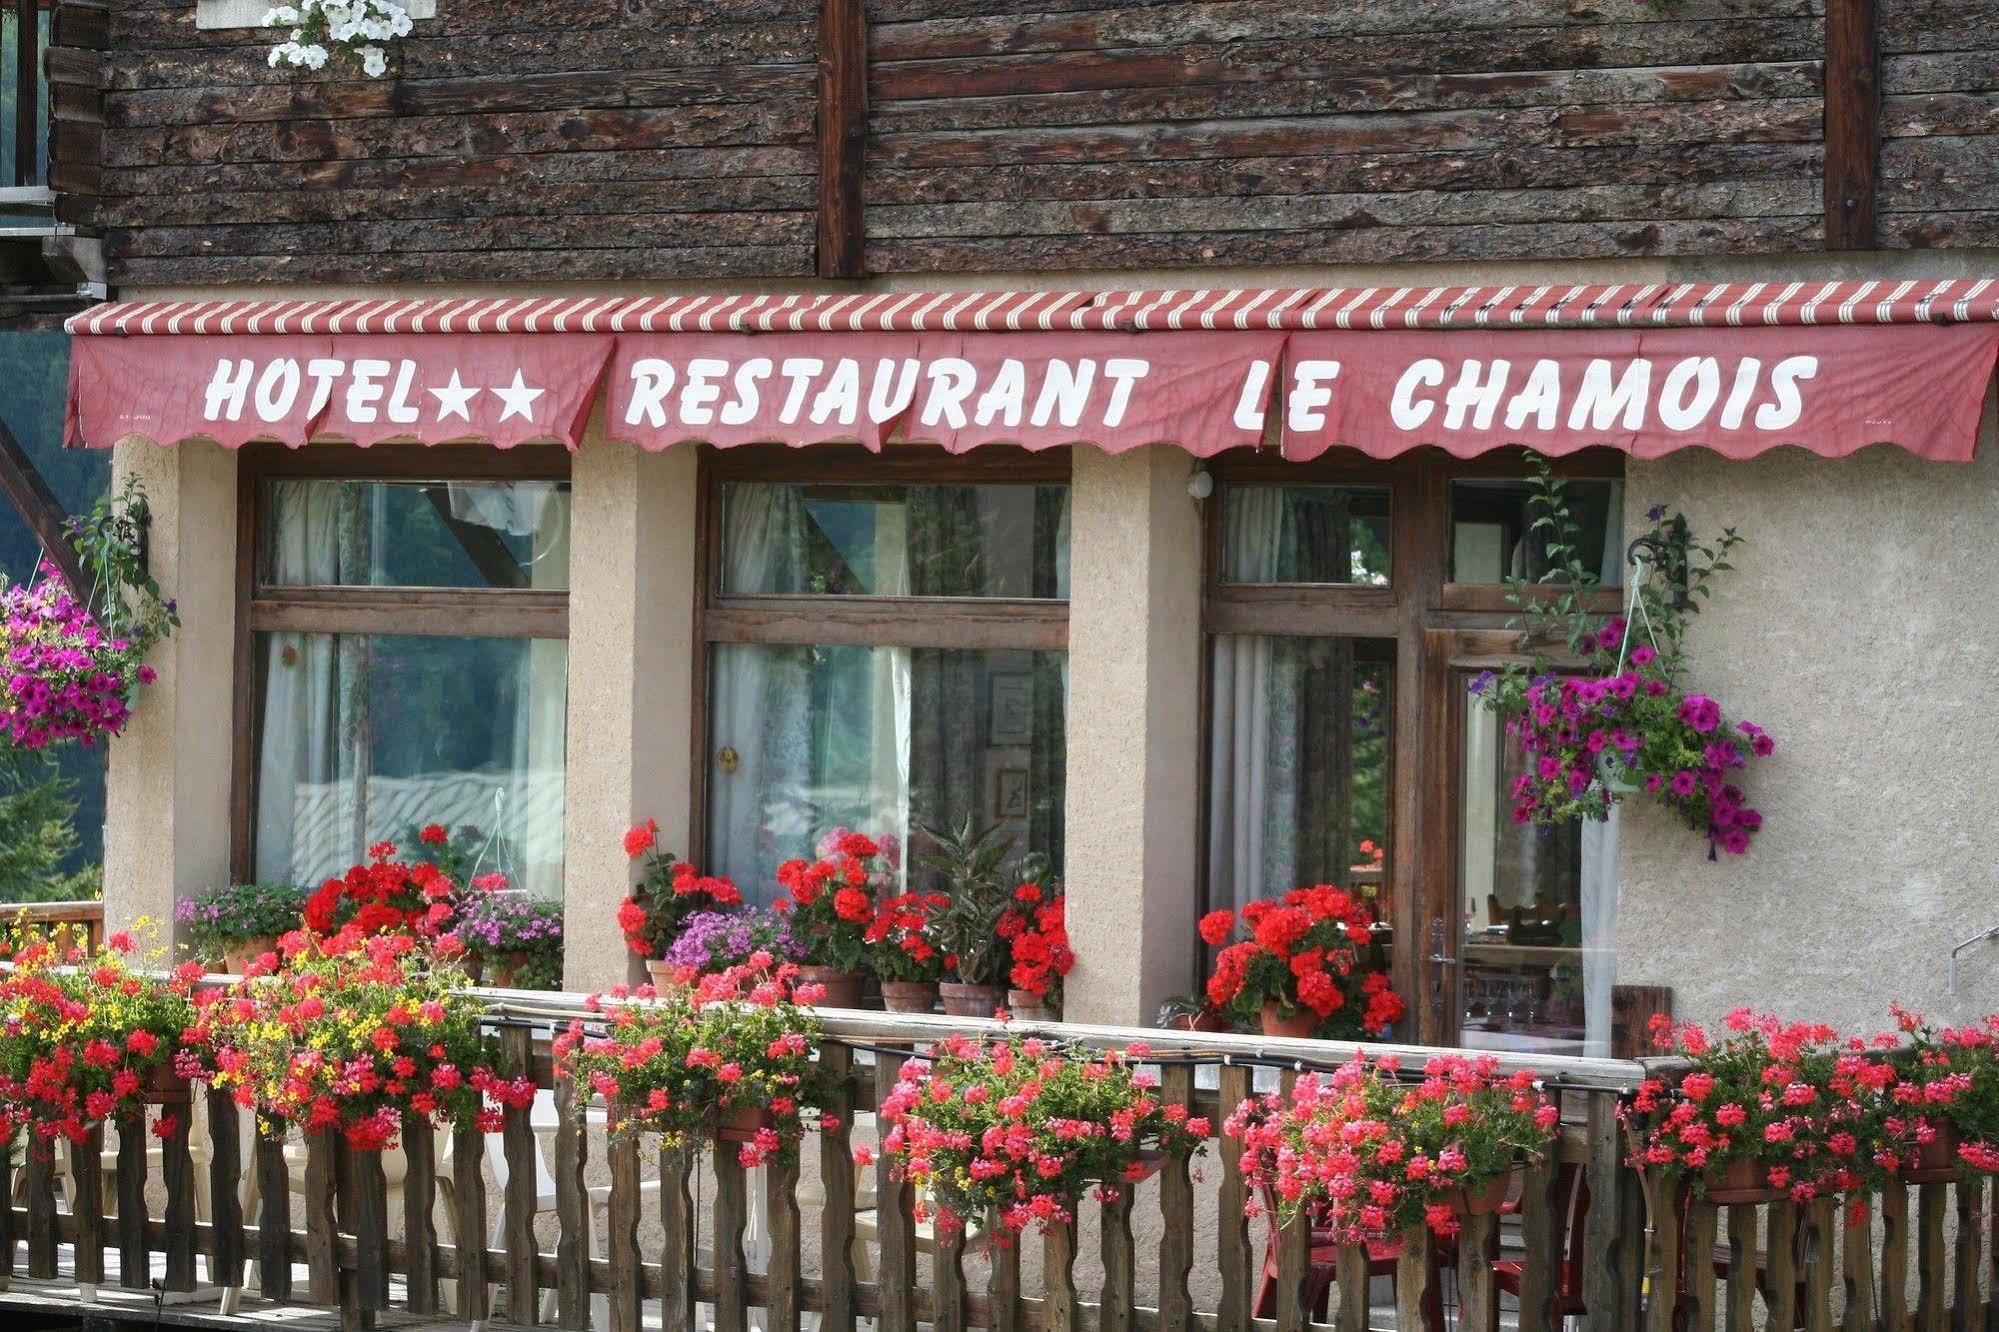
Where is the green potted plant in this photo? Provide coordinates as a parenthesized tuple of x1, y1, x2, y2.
(774, 829, 892, 1009)
(865, 890, 948, 1013)
(1623, 1011, 1904, 1203)
(879, 1033, 1210, 1233)
(555, 960, 832, 1167)
(617, 820, 743, 988)
(1887, 1007, 1999, 1179)
(1227, 1051, 1556, 1240)
(175, 882, 308, 973)
(923, 817, 1049, 1019)
(1200, 886, 1402, 1040)
(456, 891, 565, 990)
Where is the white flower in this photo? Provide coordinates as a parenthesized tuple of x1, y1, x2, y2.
(358, 44, 387, 78)
(262, 6, 300, 27)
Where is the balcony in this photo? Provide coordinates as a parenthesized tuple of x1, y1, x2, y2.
(0, 0, 101, 322)
(0, 986, 1988, 1331)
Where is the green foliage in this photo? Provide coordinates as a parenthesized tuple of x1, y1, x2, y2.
(919, 815, 1050, 986)
(0, 754, 99, 903)
(177, 881, 309, 948)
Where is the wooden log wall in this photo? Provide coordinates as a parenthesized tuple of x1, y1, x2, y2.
(1878, 0, 1999, 248)
(98, 0, 819, 284)
(87, 0, 1999, 287)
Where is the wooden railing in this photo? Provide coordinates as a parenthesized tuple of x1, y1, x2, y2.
(4, 898, 102, 953)
(0, 995, 1987, 1330)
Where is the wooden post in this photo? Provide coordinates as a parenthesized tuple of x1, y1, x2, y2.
(256, 1129, 290, 1302)
(605, 1134, 644, 1332)
(0, 409, 89, 597)
(1725, 1206, 1758, 1332)
(767, 1154, 803, 1332)
(205, 1089, 244, 1292)
(1823, 0, 1881, 249)
(550, 1080, 589, 1331)
(657, 1147, 696, 1332)
(875, 1050, 917, 1332)
(1155, 1064, 1196, 1329)
(501, 1027, 538, 1324)
(1515, 1150, 1563, 1331)
(71, 1125, 104, 1287)
(817, 1043, 857, 1332)
(1215, 1063, 1254, 1330)
(402, 1117, 438, 1318)
(932, 1215, 967, 1332)
(24, 1143, 54, 1279)
(1099, 1185, 1136, 1332)
(12, 0, 37, 189)
(712, 1142, 749, 1332)
(1042, 1216, 1078, 1332)
(304, 1132, 338, 1304)
(451, 1124, 488, 1323)
(815, 0, 867, 279)
(161, 1105, 197, 1293)
(988, 1229, 1023, 1332)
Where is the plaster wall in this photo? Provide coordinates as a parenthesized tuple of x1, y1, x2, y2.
(560, 432, 699, 994)
(1063, 445, 1206, 1025)
(1616, 419, 1999, 1035)
(100, 440, 238, 943)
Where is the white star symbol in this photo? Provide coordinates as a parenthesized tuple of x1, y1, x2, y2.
(491, 370, 545, 424)
(427, 369, 480, 423)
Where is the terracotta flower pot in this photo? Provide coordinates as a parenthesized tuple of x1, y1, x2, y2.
(143, 1062, 190, 1106)
(939, 982, 1005, 1019)
(1906, 1123, 1963, 1183)
(1260, 1002, 1320, 1040)
(643, 959, 680, 991)
(483, 952, 534, 989)
(1176, 1009, 1233, 1034)
(795, 966, 866, 1010)
(1007, 988, 1056, 1023)
(222, 935, 279, 976)
(1456, 1170, 1516, 1216)
(715, 1104, 774, 1145)
(1702, 1158, 1784, 1204)
(881, 980, 940, 1014)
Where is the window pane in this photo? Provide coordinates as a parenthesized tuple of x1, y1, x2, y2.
(719, 483, 1070, 599)
(1449, 478, 1624, 585)
(1206, 635, 1392, 912)
(707, 644, 1065, 900)
(1458, 686, 1615, 1058)
(1219, 485, 1390, 584)
(262, 479, 571, 590)
(252, 633, 568, 897)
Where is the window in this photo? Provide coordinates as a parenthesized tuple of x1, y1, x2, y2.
(1201, 450, 1626, 1052)
(237, 450, 570, 899)
(700, 448, 1069, 901)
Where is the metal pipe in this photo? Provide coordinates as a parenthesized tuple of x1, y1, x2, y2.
(1947, 921, 1999, 996)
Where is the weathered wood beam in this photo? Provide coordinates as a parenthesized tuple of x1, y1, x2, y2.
(816, 0, 867, 279)
(1824, 0, 1880, 249)
(0, 411, 90, 595)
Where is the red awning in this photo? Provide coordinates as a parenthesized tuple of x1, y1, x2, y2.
(64, 281, 1999, 463)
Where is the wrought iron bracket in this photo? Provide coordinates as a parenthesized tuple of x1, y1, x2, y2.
(1625, 513, 1691, 613)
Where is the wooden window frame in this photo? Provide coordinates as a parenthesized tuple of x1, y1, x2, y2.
(229, 443, 574, 881)
(689, 442, 1073, 867)
(1196, 446, 1625, 1042)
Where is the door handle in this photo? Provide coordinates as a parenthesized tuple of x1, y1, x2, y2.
(1426, 917, 1458, 967)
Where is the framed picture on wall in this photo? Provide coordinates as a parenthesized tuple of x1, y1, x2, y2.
(988, 672, 1033, 745)
(994, 767, 1030, 820)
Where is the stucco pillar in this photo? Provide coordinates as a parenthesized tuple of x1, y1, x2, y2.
(562, 437, 698, 993)
(1061, 445, 1205, 1026)
(101, 440, 238, 945)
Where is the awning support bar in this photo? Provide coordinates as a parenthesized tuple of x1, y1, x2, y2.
(0, 409, 91, 598)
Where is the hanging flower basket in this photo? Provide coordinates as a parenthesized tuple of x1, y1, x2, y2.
(0, 480, 177, 756)
(1471, 478, 1772, 858)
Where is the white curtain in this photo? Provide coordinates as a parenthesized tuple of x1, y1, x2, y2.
(1580, 515, 1626, 1055)
(1206, 487, 1294, 911)
(254, 483, 367, 884)
(254, 481, 569, 898)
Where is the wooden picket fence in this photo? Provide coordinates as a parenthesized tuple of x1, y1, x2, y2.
(1, 995, 1993, 1330)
